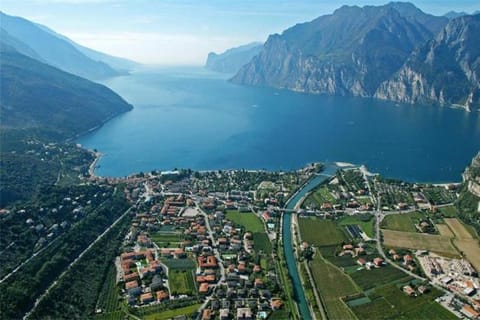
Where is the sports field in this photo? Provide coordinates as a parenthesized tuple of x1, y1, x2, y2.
(381, 229, 459, 256)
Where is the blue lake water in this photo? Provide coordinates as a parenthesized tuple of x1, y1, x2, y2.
(78, 66, 480, 182)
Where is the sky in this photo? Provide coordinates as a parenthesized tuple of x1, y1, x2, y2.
(1, 0, 479, 65)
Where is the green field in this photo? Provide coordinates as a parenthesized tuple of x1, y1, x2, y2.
(350, 265, 411, 290)
(95, 265, 121, 313)
(142, 303, 201, 320)
(298, 218, 347, 247)
(95, 310, 126, 320)
(351, 283, 455, 320)
(226, 211, 264, 233)
(438, 206, 458, 217)
(338, 214, 375, 238)
(341, 169, 366, 192)
(381, 212, 425, 233)
(252, 232, 272, 254)
(310, 255, 359, 320)
(303, 186, 337, 208)
(423, 187, 457, 205)
(169, 269, 196, 296)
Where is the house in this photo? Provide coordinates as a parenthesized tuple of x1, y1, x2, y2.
(343, 244, 354, 250)
(124, 272, 139, 282)
(461, 305, 480, 319)
(402, 285, 416, 297)
(199, 283, 209, 294)
(198, 255, 218, 268)
(418, 286, 429, 294)
(236, 307, 253, 320)
(140, 292, 154, 304)
(254, 278, 264, 288)
(202, 309, 212, 320)
(357, 258, 367, 266)
(125, 280, 141, 296)
(220, 308, 230, 320)
(271, 299, 283, 310)
(373, 257, 384, 267)
(156, 290, 169, 301)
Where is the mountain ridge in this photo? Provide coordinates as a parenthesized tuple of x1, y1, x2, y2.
(0, 11, 135, 80)
(231, 2, 446, 97)
(0, 44, 133, 139)
(231, 2, 480, 110)
(205, 42, 263, 73)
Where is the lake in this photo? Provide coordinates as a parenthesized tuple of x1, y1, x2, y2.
(78, 66, 480, 182)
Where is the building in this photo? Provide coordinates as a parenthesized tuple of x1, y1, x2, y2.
(402, 285, 416, 297)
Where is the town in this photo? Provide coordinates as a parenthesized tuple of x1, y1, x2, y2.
(96, 159, 480, 319)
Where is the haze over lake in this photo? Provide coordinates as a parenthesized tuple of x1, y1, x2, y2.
(78, 66, 480, 182)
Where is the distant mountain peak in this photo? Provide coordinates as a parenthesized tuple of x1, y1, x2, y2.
(205, 42, 263, 74)
(0, 11, 138, 80)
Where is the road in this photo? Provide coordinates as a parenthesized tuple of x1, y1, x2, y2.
(195, 204, 226, 319)
(23, 201, 134, 319)
(364, 167, 453, 296)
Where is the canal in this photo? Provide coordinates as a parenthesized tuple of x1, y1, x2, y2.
(282, 164, 339, 319)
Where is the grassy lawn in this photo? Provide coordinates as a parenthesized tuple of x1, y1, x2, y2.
(142, 303, 201, 320)
(350, 265, 411, 290)
(168, 269, 196, 295)
(252, 232, 272, 254)
(226, 211, 264, 233)
(381, 212, 424, 233)
(298, 218, 347, 247)
(338, 214, 375, 238)
(309, 255, 359, 320)
(381, 229, 459, 257)
(438, 206, 458, 217)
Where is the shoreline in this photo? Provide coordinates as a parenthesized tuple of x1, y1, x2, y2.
(88, 150, 103, 179)
(84, 152, 463, 186)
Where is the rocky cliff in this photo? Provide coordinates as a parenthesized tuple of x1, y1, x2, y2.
(375, 14, 480, 111)
(463, 152, 480, 198)
(232, 3, 447, 97)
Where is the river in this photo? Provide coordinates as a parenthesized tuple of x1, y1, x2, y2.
(282, 164, 339, 319)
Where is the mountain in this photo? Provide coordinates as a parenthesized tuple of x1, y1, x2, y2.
(0, 45, 133, 139)
(457, 152, 480, 235)
(35, 23, 139, 72)
(205, 42, 263, 73)
(445, 10, 480, 19)
(0, 12, 131, 80)
(444, 11, 469, 19)
(375, 14, 480, 111)
(231, 2, 448, 98)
